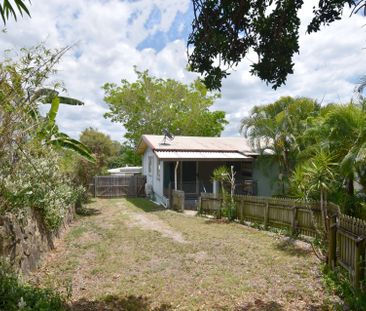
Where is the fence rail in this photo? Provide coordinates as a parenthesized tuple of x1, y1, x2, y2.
(89, 175, 146, 198)
(198, 192, 366, 289)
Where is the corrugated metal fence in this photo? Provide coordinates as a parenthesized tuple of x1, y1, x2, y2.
(89, 175, 146, 198)
(199, 193, 366, 289)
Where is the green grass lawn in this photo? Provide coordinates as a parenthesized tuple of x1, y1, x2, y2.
(29, 198, 339, 310)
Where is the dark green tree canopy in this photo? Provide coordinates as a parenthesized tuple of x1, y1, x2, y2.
(79, 127, 119, 166)
(103, 69, 228, 147)
(75, 128, 121, 186)
(188, 0, 366, 90)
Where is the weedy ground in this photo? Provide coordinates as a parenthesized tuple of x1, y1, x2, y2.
(29, 198, 341, 310)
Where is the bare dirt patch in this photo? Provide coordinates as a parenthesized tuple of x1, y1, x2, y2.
(127, 211, 187, 243)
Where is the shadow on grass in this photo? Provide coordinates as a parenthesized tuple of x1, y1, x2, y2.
(76, 207, 101, 217)
(237, 299, 283, 310)
(274, 237, 313, 257)
(126, 198, 166, 213)
(204, 218, 231, 225)
(70, 295, 171, 311)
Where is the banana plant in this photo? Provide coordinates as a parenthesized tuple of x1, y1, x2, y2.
(31, 88, 95, 163)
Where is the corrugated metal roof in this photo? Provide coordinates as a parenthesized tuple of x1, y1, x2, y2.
(154, 151, 252, 161)
(107, 166, 142, 174)
(136, 135, 257, 155)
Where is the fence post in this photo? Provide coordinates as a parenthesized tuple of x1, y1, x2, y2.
(239, 198, 244, 223)
(354, 237, 366, 289)
(94, 176, 97, 198)
(327, 214, 337, 269)
(264, 202, 269, 229)
(197, 196, 202, 214)
(290, 206, 297, 235)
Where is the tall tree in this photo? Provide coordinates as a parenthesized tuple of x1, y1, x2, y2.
(241, 96, 320, 194)
(188, 0, 366, 90)
(103, 69, 228, 147)
(75, 128, 121, 186)
(108, 142, 142, 167)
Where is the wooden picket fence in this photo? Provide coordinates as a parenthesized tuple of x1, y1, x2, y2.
(199, 193, 339, 236)
(199, 192, 366, 289)
(89, 175, 146, 198)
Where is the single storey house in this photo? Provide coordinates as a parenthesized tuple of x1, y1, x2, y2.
(136, 135, 277, 207)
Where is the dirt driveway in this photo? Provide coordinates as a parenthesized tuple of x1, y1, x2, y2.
(29, 198, 339, 310)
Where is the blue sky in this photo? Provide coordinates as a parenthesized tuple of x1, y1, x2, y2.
(1, 0, 365, 141)
(137, 5, 193, 52)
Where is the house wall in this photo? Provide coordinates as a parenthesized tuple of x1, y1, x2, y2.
(252, 157, 279, 196)
(142, 147, 279, 201)
(142, 147, 165, 205)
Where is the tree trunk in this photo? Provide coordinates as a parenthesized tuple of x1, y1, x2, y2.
(320, 189, 328, 234)
(347, 177, 354, 196)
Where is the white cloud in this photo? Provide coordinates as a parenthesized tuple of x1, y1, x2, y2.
(1, 0, 365, 141)
(214, 3, 366, 136)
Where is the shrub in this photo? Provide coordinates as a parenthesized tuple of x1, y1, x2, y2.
(0, 261, 66, 311)
(322, 265, 366, 310)
(0, 148, 77, 231)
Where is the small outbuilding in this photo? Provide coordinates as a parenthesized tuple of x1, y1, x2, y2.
(136, 135, 277, 207)
(107, 166, 142, 176)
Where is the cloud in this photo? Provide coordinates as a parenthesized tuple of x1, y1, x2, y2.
(214, 2, 366, 136)
(1, 0, 365, 141)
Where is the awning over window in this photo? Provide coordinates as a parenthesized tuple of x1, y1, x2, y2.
(154, 151, 252, 161)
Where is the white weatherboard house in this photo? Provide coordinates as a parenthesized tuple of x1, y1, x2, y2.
(136, 135, 277, 207)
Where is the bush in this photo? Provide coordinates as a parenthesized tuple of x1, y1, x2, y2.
(322, 265, 366, 310)
(73, 185, 90, 212)
(0, 148, 78, 231)
(0, 45, 88, 232)
(0, 261, 66, 311)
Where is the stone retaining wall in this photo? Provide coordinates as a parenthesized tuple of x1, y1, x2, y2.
(0, 206, 74, 274)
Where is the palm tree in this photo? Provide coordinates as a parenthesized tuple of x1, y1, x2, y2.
(290, 151, 337, 261)
(304, 104, 366, 195)
(241, 96, 320, 194)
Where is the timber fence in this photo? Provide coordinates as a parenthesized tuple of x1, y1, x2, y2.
(89, 175, 146, 198)
(199, 192, 366, 289)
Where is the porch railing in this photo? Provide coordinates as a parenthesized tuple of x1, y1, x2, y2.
(164, 180, 257, 199)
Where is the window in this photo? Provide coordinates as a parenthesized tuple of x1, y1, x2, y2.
(148, 156, 153, 175)
(157, 160, 161, 180)
(241, 161, 252, 178)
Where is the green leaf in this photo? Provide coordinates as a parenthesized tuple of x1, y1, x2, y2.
(47, 96, 60, 124)
(58, 96, 84, 106)
(50, 133, 96, 163)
